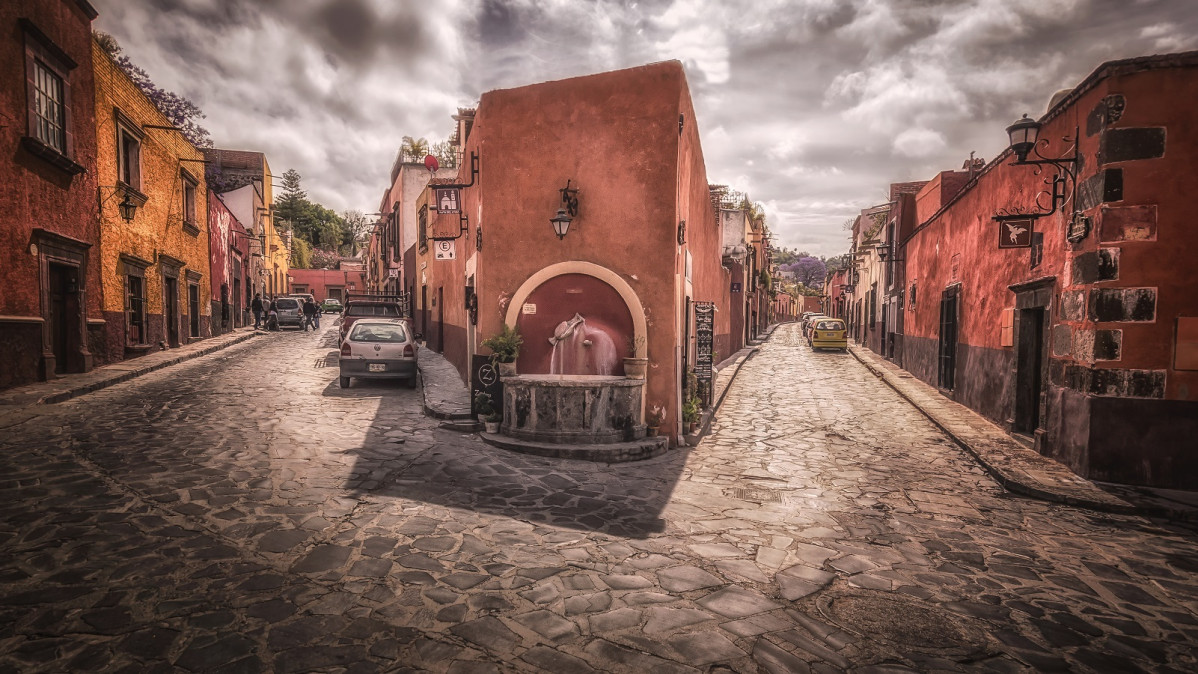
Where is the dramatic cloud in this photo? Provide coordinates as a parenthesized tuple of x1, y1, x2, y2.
(96, 0, 1197, 256)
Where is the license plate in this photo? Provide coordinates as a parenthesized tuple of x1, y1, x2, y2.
(368, 363, 386, 372)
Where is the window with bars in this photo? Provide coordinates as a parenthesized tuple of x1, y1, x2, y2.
(33, 60, 65, 153)
(418, 205, 428, 252)
(127, 274, 147, 345)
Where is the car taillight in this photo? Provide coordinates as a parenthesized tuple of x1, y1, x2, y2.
(340, 343, 352, 357)
(403, 344, 415, 358)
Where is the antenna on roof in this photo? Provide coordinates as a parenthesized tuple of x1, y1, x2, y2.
(424, 154, 439, 178)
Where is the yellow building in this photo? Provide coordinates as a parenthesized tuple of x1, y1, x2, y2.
(92, 37, 210, 360)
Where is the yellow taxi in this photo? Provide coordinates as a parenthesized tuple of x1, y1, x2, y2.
(809, 317, 848, 351)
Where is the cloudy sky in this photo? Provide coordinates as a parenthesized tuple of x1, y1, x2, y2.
(95, 0, 1196, 256)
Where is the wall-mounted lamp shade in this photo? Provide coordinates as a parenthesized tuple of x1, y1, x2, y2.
(550, 208, 572, 239)
(1005, 114, 1041, 162)
(118, 193, 137, 222)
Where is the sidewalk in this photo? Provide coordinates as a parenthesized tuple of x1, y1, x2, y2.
(0, 327, 259, 413)
(846, 345, 1156, 515)
(416, 347, 472, 420)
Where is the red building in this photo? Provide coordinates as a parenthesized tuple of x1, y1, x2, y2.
(408, 61, 732, 440)
(0, 0, 101, 390)
(899, 51, 1198, 488)
(207, 190, 250, 335)
(290, 265, 368, 303)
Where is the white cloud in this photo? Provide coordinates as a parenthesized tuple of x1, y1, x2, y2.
(94, 0, 1198, 258)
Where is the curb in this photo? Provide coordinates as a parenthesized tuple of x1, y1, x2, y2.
(683, 344, 762, 446)
(35, 331, 260, 406)
(847, 346, 1137, 515)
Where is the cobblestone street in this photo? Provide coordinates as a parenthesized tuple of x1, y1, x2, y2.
(1, 322, 1196, 672)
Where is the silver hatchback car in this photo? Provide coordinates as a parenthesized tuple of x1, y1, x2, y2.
(272, 297, 303, 328)
(338, 319, 418, 388)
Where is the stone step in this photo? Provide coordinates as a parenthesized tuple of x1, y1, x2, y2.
(479, 433, 669, 463)
(440, 419, 483, 433)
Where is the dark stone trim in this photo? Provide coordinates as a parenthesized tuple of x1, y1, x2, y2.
(157, 252, 186, 269)
(20, 137, 86, 175)
(119, 252, 153, 270)
(17, 18, 78, 69)
(32, 228, 91, 252)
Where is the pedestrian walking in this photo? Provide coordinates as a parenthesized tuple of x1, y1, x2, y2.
(311, 301, 321, 330)
(251, 293, 264, 329)
(302, 298, 318, 332)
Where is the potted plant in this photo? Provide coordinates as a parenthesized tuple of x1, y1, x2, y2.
(474, 391, 495, 424)
(646, 403, 666, 436)
(624, 334, 648, 379)
(482, 324, 523, 376)
(682, 395, 701, 434)
(484, 411, 502, 434)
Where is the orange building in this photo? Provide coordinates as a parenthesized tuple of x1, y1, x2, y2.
(408, 62, 732, 441)
(92, 36, 210, 360)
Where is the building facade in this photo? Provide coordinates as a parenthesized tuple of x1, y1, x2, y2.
(899, 52, 1198, 488)
(206, 189, 249, 335)
(0, 0, 101, 390)
(402, 62, 732, 440)
(92, 34, 211, 360)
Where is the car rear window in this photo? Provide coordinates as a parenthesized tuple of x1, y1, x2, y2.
(346, 304, 401, 317)
(816, 320, 844, 330)
(274, 299, 299, 309)
(350, 324, 408, 342)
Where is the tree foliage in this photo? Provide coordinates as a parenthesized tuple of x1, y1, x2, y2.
(273, 169, 349, 254)
(311, 248, 341, 270)
(400, 136, 430, 163)
(340, 210, 372, 256)
(94, 32, 212, 148)
(782, 257, 827, 289)
(430, 140, 458, 169)
(290, 237, 312, 269)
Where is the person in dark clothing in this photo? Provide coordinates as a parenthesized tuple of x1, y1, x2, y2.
(302, 298, 319, 331)
(251, 293, 264, 329)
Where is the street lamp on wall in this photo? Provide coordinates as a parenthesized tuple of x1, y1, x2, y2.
(550, 180, 579, 239)
(1003, 113, 1081, 223)
(875, 242, 903, 262)
(118, 193, 137, 222)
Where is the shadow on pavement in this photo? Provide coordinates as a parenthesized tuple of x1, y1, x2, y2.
(336, 375, 690, 538)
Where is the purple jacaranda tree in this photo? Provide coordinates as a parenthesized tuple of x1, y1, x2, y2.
(785, 256, 827, 289)
(94, 32, 212, 148)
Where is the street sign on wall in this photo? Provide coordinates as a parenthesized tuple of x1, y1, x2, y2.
(434, 240, 456, 260)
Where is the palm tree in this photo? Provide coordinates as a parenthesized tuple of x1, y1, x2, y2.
(401, 136, 429, 162)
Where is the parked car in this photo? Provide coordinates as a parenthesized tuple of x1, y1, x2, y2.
(340, 294, 410, 342)
(804, 314, 827, 343)
(339, 319, 418, 388)
(809, 317, 847, 351)
(321, 298, 343, 314)
(272, 297, 304, 329)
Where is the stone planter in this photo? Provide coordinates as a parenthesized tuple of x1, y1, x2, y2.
(484, 420, 500, 434)
(623, 357, 648, 379)
(498, 361, 517, 377)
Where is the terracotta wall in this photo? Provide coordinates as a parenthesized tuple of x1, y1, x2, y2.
(0, 1, 101, 388)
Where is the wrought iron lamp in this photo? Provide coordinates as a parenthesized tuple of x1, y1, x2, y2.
(118, 193, 137, 222)
(875, 242, 903, 262)
(1003, 114, 1080, 220)
(550, 180, 579, 239)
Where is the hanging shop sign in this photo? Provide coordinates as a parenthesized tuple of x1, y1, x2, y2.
(434, 239, 456, 260)
(436, 188, 460, 214)
(996, 217, 1034, 248)
(694, 302, 715, 404)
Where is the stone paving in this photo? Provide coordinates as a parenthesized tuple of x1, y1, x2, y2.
(1, 322, 1197, 672)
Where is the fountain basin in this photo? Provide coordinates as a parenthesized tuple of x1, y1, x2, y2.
(502, 374, 644, 444)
